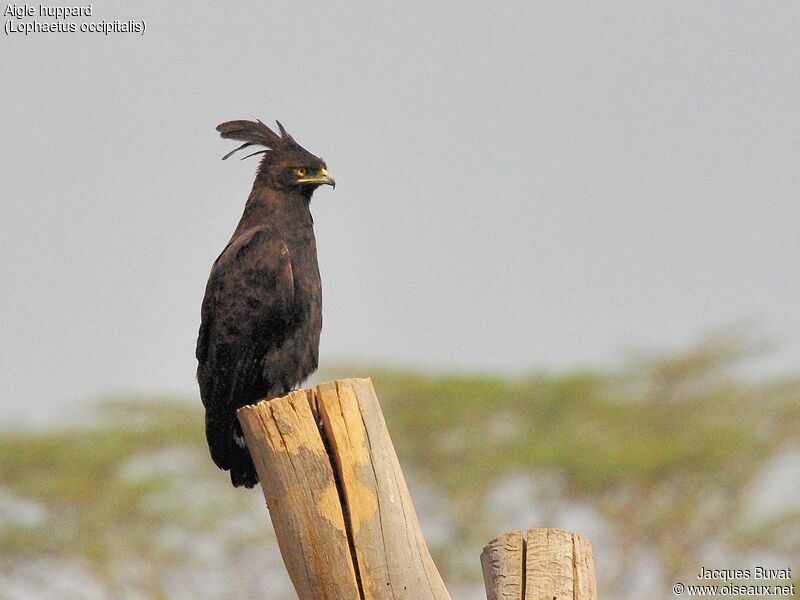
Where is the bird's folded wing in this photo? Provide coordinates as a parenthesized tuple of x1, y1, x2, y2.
(196, 227, 294, 363)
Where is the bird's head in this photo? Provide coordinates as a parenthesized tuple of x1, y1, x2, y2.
(216, 118, 335, 195)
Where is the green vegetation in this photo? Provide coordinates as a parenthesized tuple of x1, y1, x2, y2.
(1, 340, 798, 599)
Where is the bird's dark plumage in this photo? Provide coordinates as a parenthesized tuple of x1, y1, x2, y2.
(196, 118, 334, 488)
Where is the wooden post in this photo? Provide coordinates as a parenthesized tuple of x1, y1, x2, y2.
(237, 377, 451, 600)
(481, 529, 597, 600)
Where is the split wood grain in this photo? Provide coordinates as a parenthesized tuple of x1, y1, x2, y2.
(482, 528, 597, 600)
(480, 530, 524, 600)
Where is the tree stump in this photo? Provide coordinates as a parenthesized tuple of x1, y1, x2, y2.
(237, 377, 451, 600)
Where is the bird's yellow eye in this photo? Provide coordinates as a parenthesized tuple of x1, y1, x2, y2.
(295, 167, 306, 178)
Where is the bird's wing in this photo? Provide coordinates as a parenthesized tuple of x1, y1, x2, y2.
(195, 227, 294, 366)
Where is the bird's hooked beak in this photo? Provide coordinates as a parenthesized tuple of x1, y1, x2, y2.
(297, 167, 336, 189)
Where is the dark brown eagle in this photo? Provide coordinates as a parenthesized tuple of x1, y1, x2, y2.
(196, 118, 334, 488)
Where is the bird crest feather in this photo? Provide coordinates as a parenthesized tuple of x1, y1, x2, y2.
(216, 118, 298, 161)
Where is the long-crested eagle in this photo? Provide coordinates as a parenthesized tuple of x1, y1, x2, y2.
(196, 118, 334, 488)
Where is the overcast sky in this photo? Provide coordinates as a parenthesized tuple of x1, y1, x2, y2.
(2, 1, 798, 425)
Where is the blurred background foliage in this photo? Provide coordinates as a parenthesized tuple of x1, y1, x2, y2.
(1, 336, 798, 599)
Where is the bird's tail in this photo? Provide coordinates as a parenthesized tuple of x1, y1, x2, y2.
(205, 409, 259, 488)
(228, 442, 259, 488)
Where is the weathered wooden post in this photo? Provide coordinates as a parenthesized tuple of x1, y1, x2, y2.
(238, 377, 598, 599)
(481, 529, 597, 600)
(237, 377, 451, 600)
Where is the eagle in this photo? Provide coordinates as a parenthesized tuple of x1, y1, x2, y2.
(196, 118, 334, 488)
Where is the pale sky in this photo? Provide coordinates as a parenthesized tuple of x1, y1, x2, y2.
(2, 1, 799, 425)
